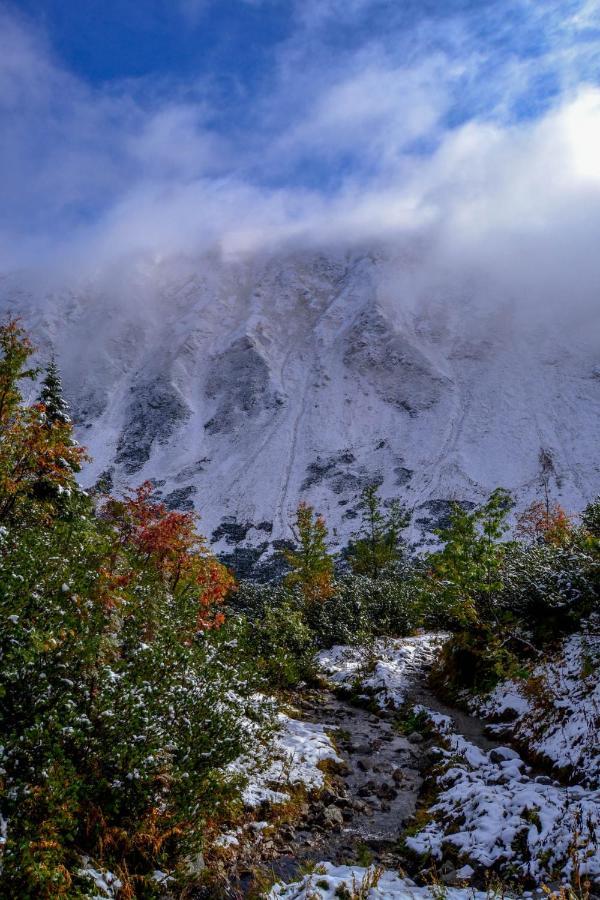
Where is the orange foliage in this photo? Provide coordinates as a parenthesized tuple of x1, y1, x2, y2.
(107, 481, 233, 630)
(516, 500, 572, 546)
(0, 320, 87, 522)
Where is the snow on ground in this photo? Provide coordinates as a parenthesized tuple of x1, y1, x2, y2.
(231, 711, 341, 808)
(469, 621, 600, 786)
(78, 861, 123, 898)
(267, 862, 490, 899)
(317, 633, 447, 708)
(406, 710, 600, 887)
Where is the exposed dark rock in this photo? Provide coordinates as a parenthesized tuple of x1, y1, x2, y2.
(92, 469, 113, 493)
(211, 520, 253, 544)
(256, 520, 273, 534)
(115, 376, 190, 474)
(175, 458, 211, 481)
(416, 498, 477, 531)
(343, 308, 449, 414)
(204, 336, 285, 435)
(301, 450, 379, 499)
(394, 466, 413, 487)
(301, 451, 355, 491)
(271, 539, 295, 552)
(218, 544, 269, 580)
(164, 485, 197, 511)
(251, 548, 293, 582)
(71, 390, 109, 427)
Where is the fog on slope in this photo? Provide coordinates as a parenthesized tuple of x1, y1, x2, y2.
(1, 237, 599, 577)
(1, 88, 600, 572)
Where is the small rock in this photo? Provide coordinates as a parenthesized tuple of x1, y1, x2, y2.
(440, 862, 457, 885)
(376, 783, 398, 800)
(407, 732, 424, 744)
(355, 744, 371, 754)
(534, 775, 553, 785)
(455, 864, 475, 881)
(489, 746, 520, 764)
(322, 806, 344, 830)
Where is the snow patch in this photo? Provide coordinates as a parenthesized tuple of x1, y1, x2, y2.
(470, 622, 600, 786)
(231, 711, 341, 809)
(406, 713, 600, 886)
(268, 862, 489, 898)
(317, 633, 447, 708)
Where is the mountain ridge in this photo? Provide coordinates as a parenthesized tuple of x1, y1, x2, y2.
(2, 245, 599, 574)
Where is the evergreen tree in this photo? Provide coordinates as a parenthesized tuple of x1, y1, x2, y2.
(0, 322, 84, 522)
(581, 495, 600, 538)
(284, 501, 334, 602)
(38, 357, 71, 426)
(429, 488, 513, 624)
(346, 483, 410, 578)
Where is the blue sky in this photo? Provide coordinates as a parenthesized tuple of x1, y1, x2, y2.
(1, 0, 599, 269)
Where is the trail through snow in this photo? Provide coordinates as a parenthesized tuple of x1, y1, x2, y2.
(266, 633, 600, 899)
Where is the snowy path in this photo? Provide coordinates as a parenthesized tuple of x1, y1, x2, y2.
(264, 633, 600, 899)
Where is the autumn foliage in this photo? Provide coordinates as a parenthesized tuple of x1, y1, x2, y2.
(0, 320, 255, 898)
(516, 500, 572, 546)
(105, 481, 233, 630)
(284, 501, 334, 602)
(0, 319, 86, 523)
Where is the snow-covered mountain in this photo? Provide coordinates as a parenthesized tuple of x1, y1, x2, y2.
(2, 245, 599, 574)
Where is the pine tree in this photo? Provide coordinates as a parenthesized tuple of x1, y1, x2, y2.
(284, 501, 334, 602)
(581, 496, 600, 538)
(0, 321, 85, 522)
(428, 488, 512, 624)
(38, 357, 71, 426)
(346, 483, 410, 578)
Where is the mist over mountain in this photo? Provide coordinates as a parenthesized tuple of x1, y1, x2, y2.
(2, 239, 599, 575)
(1, 1, 600, 573)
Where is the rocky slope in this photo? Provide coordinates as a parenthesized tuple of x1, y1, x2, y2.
(2, 245, 599, 571)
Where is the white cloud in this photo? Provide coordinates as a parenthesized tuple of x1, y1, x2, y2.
(0, 0, 599, 336)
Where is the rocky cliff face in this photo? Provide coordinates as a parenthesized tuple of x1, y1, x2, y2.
(2, 246, 599, 574)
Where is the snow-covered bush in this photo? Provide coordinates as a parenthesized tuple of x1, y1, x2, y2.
(0, 495, 272, 896)
(0, 322, 273, 896)
(498, 541, 598, 625)
(306, 573, 422, 646)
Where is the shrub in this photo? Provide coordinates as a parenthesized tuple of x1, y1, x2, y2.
(0, 497, 271, 896)
(498, 541, 598, 626)
(245, 601, 317, 688)
(0, 322, 273, 895)
(306, 571, 422, 647)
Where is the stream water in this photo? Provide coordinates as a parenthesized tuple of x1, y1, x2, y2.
(228, 651, 595, 898)
(259, 677, 511, 893)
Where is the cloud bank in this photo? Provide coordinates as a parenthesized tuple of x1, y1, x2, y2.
(0, 0, 599, 327)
